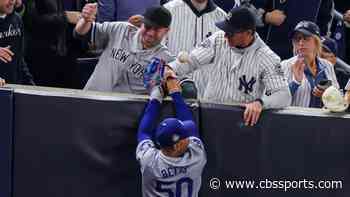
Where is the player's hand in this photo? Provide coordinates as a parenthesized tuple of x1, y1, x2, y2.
(0, 46, 14, 63)
(128, 15, 143, 28)
(164, 65, 177, 80)
(265, 10, 286, 26)
(242, 101, 263, 126)
(81, 3, 97, 23)
(0, 77, 5, 87)
(344, 10, 350, 23)
(312, 86, 324, 97)
(292, 56, 305, 83)
(345, 91, 350, 104)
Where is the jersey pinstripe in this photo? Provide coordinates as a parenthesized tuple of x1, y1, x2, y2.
(168, 31, 288, 104)
(84, 22, 175, 94)
(163, 0, 226, 98)
(136, 137, 206, 197)
(281, 56, 340, 107)
(345, 79, 350, 91)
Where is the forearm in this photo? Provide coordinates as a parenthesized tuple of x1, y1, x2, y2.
(261, 86, 291, 109)
(168, 55, 200, 77)
(345, 91, 350, 104)
(75, 18, 93, 36)
(137, 99, 161, 142)
(170, 91, 198, 137)
(170, 92, 193, 122)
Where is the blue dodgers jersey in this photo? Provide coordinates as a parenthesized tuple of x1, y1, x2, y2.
(136, 137, 207, 197)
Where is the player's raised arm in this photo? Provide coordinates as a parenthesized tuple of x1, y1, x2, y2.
(137, 85, 164, 142)
(164, 69, 199, 137)
(74, 3, 97, 36)
(137, 98, 161, 142)
(137, 59, 166, 142)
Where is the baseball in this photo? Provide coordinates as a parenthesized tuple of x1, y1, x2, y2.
(177, 51, 189, 63)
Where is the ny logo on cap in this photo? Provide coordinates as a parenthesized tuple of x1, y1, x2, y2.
(226, 12, 232, 21)
(172, 134, 180, 142)
(297, 21, 310, 29)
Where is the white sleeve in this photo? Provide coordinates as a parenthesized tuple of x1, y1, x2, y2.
(345, 79, 350, 91)
(136, 140, 157, 172)
(188, 137, 207, 166)
(325, 62, 340, 89)
(259, 50, 288, 94)
(168, 36, 216, 77)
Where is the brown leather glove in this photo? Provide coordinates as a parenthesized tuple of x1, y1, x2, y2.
(166, 78, 181, 95)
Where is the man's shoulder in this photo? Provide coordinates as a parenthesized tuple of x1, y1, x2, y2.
(211, 31, 226, 43)
(318, 57, 333, 68)
(255, 45, 281, 64)
(4, 12, 22, 24)
(213, 6, 227, 16)
(154, 45, 175, 63)
(163, 0, 185, 10)
(255, 34, 281, 63)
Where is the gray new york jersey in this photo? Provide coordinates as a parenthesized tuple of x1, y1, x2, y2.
(136, 137, 206, 197)
(84, 22, 175, 94)
(169, 31, 288, 104)
(164, 0, 226, 98)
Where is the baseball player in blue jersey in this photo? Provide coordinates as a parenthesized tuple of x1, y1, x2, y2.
(136, 72, 206, 197)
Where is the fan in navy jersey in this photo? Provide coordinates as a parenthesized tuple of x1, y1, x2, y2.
(0, 0, 34, 85)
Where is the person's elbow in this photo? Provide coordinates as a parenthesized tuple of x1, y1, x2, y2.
(262, 86, 291, 109)
(278, 87, 292, 108)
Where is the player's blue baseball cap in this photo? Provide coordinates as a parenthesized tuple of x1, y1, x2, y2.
(155, 118, 195, 148)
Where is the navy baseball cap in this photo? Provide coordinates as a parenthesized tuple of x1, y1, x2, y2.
(142, 6, 172, 28)
(291, 21, 320, 38)
(155, 118, 195, 148)
(322, 37, 338, 55)
(215, 7, 256, 34)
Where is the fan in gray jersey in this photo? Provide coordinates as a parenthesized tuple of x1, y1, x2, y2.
(168, 7, 291, 126)
(136, 78, 206, 197)
(74, 4, 175, 94)
(163, 0, 226, 99)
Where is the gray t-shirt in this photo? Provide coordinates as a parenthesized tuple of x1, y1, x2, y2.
(85, 22, 175, 94)
(136, 137, 207, 197)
